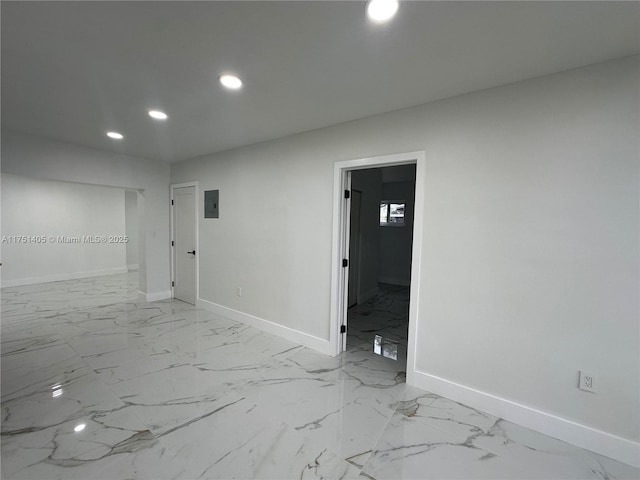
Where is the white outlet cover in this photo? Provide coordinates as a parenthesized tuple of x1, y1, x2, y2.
(579, 370, 596, 393)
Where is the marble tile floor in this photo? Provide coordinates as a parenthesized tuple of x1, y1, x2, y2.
(1, 273, 638, 480)
(1, 272, 139, 326)
(347, 284, 409, 366)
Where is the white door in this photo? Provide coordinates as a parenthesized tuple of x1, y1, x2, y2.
(173, 186, 196, 304)
(347, 190, 362, 308)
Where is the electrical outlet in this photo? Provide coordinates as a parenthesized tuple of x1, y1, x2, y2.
(236, 286, 242, 297)
(579, 371, 596, 393)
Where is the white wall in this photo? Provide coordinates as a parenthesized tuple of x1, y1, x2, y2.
(124, 190, 139, 270)
(1, 175, 128, 286)
(378, 180, 415, 286)
(171, 56, 639, 463)
(1, 131, 171, 300)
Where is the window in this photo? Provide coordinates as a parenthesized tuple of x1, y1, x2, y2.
(380, 201, 406, 226)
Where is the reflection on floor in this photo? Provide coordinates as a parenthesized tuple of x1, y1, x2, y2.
(347, 284, 409, 366)
(1, 273, 637, 479)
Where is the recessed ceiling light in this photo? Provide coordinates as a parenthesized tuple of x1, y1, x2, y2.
(219, 74, 243, 90)
(367, 0, 399, 23)
(106, 131, 124, 140)
(148, 110, 168, 120)
(74, 423, 86, 433)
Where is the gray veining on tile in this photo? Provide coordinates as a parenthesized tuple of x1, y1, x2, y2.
(1, 273, 139, 326)
(2, 273, 638, 479)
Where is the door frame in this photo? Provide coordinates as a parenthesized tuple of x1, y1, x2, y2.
(329, 151, 425, 385)
(170, 181, 199, 303)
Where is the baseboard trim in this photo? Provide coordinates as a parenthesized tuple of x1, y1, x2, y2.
(411, 369, 640, 468)
(377, 276, 410, 287)
(197, 297, 333, 355)
(140, 290, 172, 302)
(1, 267, 128, 288)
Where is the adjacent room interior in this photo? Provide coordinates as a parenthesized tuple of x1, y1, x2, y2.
(1, 174, 140, 295)
(346, 165, 416, 371)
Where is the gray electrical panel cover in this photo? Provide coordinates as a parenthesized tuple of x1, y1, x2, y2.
(204, 190, 219, 218)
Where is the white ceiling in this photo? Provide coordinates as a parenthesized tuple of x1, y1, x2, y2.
(2, 1, 639, 163)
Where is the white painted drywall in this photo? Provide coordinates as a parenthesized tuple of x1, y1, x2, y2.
(124, 190, 139, 270)
(351, 168, 382, 302)
(378, 180, 415, 286)
(0, 131, 171, 298)
(171, 57, 639, 448)
(1, 175, 127, 286)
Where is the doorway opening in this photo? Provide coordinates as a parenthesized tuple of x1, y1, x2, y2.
(330, 151, 425, 386)
(346, 165, 416, 368)
(0, 175, 144, 310)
